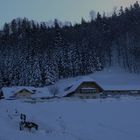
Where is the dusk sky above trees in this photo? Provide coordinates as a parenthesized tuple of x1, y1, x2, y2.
(0, 0, 139, 26)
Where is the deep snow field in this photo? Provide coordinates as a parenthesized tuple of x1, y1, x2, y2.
(0, 96, 140, 140)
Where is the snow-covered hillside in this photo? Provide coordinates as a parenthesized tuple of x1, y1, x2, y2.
(0, 96, 140, 140)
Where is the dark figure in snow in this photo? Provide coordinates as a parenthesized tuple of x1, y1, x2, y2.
(19, 121, 38, 131)
(20, 113, 26, 122)
(19, 113, 38, 131)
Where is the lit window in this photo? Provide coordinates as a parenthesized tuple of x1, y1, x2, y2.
(80, 88, 97, 94)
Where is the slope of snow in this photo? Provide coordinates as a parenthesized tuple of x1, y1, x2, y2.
(0, 96, 140, 140)
(89, 67, 140, 88)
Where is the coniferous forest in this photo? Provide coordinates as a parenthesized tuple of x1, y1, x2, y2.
(0, 2, 140, 87)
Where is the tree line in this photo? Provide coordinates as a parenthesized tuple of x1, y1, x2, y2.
(0, 1, 140, 87)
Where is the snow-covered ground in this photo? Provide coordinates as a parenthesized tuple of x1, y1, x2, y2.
(1, 96, 140, 140)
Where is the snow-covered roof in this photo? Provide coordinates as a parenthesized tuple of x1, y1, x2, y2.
(14, 88, 34, 94)
(2, 86, 52, 99)
(54, 77, 102, 97)
(2, 86, 35, 99)
(63, 77, 101, 95)
(53, 67, 140, 96)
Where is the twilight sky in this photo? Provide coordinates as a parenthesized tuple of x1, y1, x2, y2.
(0, 0, 139, 26)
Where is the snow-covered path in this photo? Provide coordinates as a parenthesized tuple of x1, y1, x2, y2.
(0, 96, 140, 140)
